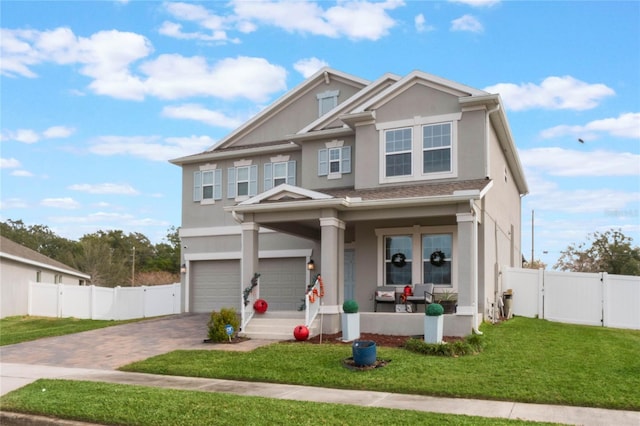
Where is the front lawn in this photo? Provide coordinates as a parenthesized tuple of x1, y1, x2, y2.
(0, 379, 555, 426)
(121, 317, 640, 411)
(0, 316, 139, 346)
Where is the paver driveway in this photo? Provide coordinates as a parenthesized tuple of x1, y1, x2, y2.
(0, 314, 246, 370)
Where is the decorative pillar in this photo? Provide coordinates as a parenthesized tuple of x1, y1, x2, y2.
(319, 216, 345, 311)
(241, 221, 259, 293)
(456, 211, 477, 318)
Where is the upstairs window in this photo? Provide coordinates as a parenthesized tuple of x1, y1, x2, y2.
(385, 128, 412, 177)
(228, 164, 257, 199)
(422, 123, 451, 173)
(264, 160, 296, 191)
(193, 168, 222, 203)
(316, 90, 339, 117)
(318, 146, 351, 178)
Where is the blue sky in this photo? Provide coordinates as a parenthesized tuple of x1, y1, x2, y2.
(1, 0, 639, 268)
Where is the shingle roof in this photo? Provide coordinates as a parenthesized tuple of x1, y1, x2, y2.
(321, 179, 492, 201)
(0, 235, 88, 277)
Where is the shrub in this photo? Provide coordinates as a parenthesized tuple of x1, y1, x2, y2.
(342, 300, 359, 313)
(207, 308, 240, 342)
(404, 334, 484, 357)
(425, 303, 444, 316)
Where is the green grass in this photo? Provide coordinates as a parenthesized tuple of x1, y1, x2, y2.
(121, 317, 640, 411)
(0, 379, 558, 425)
(0, 316, 140, 346)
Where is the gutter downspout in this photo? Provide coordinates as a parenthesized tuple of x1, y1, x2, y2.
(485, 104, 501, 179)
(470, 200, 483, 335)
(231, 209, 244, 224)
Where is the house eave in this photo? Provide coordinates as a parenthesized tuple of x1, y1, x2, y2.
(286, 127, 353, 142)
(169, 142, 301, 165)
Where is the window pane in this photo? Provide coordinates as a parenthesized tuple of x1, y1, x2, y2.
(203, 186, 213, 199)
(385, 128, 412, 153)
(385, 236, 412, 285)
(329, 149, 340, 161)
(202, 171, 214, 185)
(237, 167, 249, 181)
(330, 161, 340, 173)
(422, 234, 452, 285)
(274, 177, 286, 186)
(274, 163, 286, 177)
(423, 123, 451, 149)
(237, 182, 249, 196)
(386, 152, 411, 176)
(423, 148, 451, 173)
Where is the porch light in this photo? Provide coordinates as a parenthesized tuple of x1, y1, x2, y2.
(180, 264, 187, 274)
(307, 259, 315, 271)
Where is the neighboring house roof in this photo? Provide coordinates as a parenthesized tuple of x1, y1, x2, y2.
(0, 235, 90, 279)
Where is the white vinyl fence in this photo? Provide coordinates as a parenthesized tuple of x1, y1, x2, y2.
(502, 267, 640, 330)
(28, 282, 181, 320)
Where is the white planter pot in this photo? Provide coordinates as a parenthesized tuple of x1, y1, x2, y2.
(341, 313, 360, 342)
(424, 315, 443, 344)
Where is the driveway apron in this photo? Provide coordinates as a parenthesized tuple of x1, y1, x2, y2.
(0, 314, 221, 370)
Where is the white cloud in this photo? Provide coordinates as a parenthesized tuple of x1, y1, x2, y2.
(11, 170, 34, 177)
(540, 112, 640, 140)
(88, 135, 215, 161)
(451, 14, 483, 33)
(520, 148, 640, 177)
(12, 129, 40, 144)
(162, 104, 243, 128)
(41, 197, 81, 209)
(161, 2, 233, 42)
(414, 14, 435, 33)
(68, 183, 139, 195)
(0, 198, 29, 209)
(231, 0, 402, 41)
(1, 158, 21, 168)
(294, 57, 329, 78)
(139, 55, 287, 102)
(42, 125, 75, 139)
(484, 76, 615, 111)
(449, 0, 500, 7)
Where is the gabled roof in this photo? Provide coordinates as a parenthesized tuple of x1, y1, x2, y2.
(208, 67, 369, 152)
(238, 184, 333, 205)
(0, 235, 90, 279)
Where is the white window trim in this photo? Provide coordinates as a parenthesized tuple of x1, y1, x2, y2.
(319, 140, 351, 179)
(317, 89, 339, 116)
(375, 225, 457, 288)
(378, 113, 461, 184)
(228, 161, 257, 201)
(196, 164, 221, 205)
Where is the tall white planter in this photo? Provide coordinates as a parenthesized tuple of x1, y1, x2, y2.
(341, 312, 360, 342)
(424, 315, 443, 343)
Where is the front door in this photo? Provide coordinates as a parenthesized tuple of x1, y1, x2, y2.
(344, 249, 355, 301)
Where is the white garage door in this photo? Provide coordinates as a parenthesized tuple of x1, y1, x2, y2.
(259, 258, 307, 311)
(191, 260, 240, 313)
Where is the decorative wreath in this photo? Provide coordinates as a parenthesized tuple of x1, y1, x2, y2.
(391, 252, 407, 267)
(430, 250, 446, 267)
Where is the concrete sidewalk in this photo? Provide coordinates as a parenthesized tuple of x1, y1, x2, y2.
(2, 362, 639, 425)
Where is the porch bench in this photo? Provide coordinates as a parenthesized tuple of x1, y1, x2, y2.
(374, 286, 398, 312)
(405, 283, 434, 312)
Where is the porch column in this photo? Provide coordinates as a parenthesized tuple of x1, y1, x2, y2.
(320, 216, 345, 311)
(456, 211, 478, 322)
(241, 221, 259, 293)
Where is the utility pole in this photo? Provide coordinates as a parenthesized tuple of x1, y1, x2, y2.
(131, 246, 136, 287)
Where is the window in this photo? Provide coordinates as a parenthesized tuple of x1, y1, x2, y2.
(316, 90, 339, 117)
(384, 236, 412, 285)
(36, 271, 41, 282)
(422, 234, 452, 285)
(228, 165, 257, 199)
(193, 169, 222, 203)
(385, 128, 412, 177)
(264, 161, 296, 191)
(422, 123, 451, 173)
(318, 146, 351, 177)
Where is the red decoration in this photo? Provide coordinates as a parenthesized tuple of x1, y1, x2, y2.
(293, 325, 309, 341)
(404, 285, 413, 297)
(253, 299, 268, 314)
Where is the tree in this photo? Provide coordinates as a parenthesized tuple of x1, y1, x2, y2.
(554, 229, 640, 276)
(523, 259, 546, 270)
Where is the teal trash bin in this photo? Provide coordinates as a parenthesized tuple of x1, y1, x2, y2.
(352, 340, 377, 366)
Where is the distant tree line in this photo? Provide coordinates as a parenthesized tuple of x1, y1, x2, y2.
(1, 219, 181, 287)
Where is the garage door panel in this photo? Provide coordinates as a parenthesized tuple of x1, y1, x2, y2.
(191, 260, 239, 313)
(259, 258, 306, 311)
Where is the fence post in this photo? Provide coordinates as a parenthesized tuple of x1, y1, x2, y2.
(601, 272, 609, 328)
(537, 268, 545, 319)
(143, 286, 147, 318)
(113, 286, 120, 320)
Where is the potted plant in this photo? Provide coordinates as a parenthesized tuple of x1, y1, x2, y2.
(435, 290, 457, 314)
(341, 299, 360, 342)
(424, 303, 444, 343)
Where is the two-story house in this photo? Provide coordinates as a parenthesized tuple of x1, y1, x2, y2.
(170, 68, 528, 337)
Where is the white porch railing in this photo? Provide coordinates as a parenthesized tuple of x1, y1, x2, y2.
(241, 274, 260, 332)
(305, 275, 323, 327)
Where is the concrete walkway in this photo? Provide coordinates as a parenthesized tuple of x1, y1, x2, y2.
(1, 314, 639, 425)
